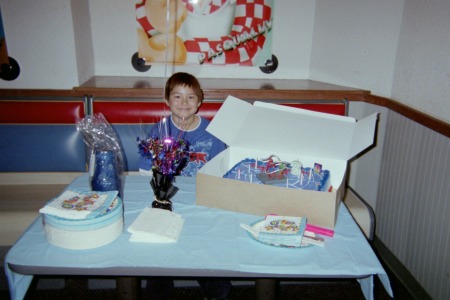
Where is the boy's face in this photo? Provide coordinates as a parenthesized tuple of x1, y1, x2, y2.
(166, 85, 201, 122)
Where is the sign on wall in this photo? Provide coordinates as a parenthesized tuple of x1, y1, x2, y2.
(134, 0, 274, 68)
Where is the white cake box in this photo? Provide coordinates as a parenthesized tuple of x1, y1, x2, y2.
(196, 96, 378, 229)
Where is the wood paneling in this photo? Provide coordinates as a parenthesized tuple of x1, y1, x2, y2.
(1, 76, 448, 137)
(376, 111, 450, 299)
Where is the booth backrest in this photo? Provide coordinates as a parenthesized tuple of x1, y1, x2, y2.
(91, 99, 347, 171)
(0, 96, 346, 173)
(0, 100, 87, 172)
(92, 101, 225, 123)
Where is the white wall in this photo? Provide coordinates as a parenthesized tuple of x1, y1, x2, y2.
(391, 0, 450, 124)
(310, 0, 404, 97)
(0, 0, 79, 89)
(309, 0, 404, 207)
(71, 0, 95, 85)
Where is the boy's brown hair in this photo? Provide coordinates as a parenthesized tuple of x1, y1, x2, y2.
(165, 72, 204, 102)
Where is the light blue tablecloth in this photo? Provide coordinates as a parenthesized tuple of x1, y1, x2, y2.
(5, 174, 393, 300)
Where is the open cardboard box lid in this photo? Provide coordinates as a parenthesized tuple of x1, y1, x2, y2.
(206, 96, 378, 161)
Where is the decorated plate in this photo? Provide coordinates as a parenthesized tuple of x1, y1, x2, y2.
(247, 219, 313, 248)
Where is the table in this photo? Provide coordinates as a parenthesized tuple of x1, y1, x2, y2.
(5, 175, 393, 300)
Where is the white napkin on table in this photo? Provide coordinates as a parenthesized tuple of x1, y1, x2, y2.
(127, 208, 184, 243)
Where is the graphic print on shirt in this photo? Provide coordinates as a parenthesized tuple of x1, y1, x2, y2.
(183, 138, 214, 176)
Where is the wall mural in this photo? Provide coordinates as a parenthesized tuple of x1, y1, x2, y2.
(133, 0, 276, 73)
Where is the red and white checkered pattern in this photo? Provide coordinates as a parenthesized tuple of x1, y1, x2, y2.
(183, 0, 228, 15)
(135, 0, 272, 66)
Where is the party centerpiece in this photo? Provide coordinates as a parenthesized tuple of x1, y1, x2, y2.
(137, 126, 190, 211)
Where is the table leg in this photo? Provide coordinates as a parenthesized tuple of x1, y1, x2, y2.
(116, 277, 140, 300)
(255, 278, 277, 300)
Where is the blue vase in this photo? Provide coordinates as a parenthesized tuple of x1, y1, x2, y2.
(91, 151, 121, 196)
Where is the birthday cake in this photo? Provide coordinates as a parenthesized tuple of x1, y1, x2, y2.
(40, 190, 124, 250)
(223, 155, 331, 192)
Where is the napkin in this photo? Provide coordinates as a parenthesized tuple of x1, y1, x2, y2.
(39, 189, 118, 220)
(128, 208, 184, 243)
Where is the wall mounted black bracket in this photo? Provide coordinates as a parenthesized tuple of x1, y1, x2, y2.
(0, 56, 20, 81)
(131, 52, 151, 72)
(259, 54, 278, 74)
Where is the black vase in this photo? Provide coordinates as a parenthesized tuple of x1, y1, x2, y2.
(150, 170, 179, 211)
(91, 151, 121, 197)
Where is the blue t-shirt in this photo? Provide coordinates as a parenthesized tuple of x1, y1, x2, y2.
(138, 116, 227, 176)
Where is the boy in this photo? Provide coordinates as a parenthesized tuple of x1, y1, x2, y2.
(140, 72, 231, 300)
(138, 72, 227, 176)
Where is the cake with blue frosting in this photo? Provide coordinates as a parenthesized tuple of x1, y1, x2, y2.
(223, 155, 331, 192)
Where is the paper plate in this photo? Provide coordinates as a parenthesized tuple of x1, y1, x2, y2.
(248, 219, 313, 248)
